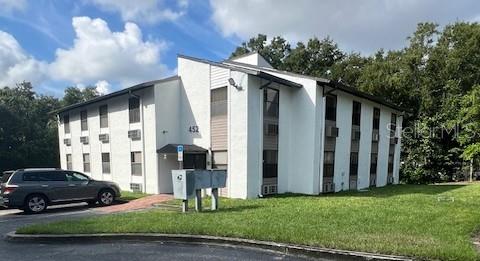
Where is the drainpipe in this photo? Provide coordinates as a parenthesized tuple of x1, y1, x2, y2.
(130, 91, 147, 193)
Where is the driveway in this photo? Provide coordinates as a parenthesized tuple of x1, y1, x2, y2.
(0, 203, 316, 261)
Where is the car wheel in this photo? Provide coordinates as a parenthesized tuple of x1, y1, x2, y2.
(98, 189, 115, 206)
(25, 194, 48, 214)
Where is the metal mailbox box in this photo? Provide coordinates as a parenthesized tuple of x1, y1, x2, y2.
(172, 169, 196, 200)
(172, 169, 227, 200)
(211, 170, 227, 188)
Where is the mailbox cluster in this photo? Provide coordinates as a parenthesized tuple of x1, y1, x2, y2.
(172, 169, 227, 212)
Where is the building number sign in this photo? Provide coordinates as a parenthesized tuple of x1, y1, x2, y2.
(189, 125, 199, 133)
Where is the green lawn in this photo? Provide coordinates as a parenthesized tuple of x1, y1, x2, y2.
(119, 191, 149, 201)
(18, 184, 480, 260)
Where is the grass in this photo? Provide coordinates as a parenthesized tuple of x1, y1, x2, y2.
(18, 184, 480, 260)
(118, 191, 149, 201)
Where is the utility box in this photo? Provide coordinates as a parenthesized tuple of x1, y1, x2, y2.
(172, 169, 227, 200)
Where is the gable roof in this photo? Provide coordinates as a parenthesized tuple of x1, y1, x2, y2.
(55, 76, 180, 114)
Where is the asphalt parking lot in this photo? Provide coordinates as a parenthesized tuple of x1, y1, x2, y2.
(0, 204, 317, 261)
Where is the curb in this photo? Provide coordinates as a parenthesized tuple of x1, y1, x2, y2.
(6, 232, 413, 261)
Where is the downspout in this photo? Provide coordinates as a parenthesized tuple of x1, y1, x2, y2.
(130, 91, 147, 193)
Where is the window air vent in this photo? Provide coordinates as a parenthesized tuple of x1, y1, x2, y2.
(352, 130, 361, 140)
(262, 184, 278, 195)
(130, 183, 142, 192)
(323, 182, 335, 193)
(372, 132, 379, 142)
(99, 134, 109, 143)
(80, 136, 89, 144)
(128, 129, 141, 140)
(326, 126, 339, 137)
(63, 138, 71, 146)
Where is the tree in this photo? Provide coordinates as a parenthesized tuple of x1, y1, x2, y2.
(62, 86, 99, 107)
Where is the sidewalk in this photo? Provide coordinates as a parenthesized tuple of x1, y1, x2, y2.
(98, 194, 173, 213)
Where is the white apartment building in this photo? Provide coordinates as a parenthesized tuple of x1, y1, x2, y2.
(56, 52, 404, 199)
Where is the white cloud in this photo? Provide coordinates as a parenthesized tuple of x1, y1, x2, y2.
(0, 0, 27, 14)
(49, 16, 170, 87)
(0, 31, 47, 87)
(95, 80, 110, 94)
(210, 0, 480, 54)
(89, 0, 188, 24)
(0, 17, 171, 92)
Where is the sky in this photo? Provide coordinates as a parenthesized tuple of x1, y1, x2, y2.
(1, 0, 479, 97)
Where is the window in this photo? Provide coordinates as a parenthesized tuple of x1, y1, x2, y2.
(349, 152, 359, 177)
(80, 110, 88, 131)
(373, 108, 380, 130)
(99, 105, 108, 128)
(325, 95, 337, 121)
(370, 153, 378, 174)
(388, 154, 394, 173)
(211, 87, 227, 117)
(102, 153, 110, 174)
(131, 151, 142, 176)
(64, 114, 70, 134)
(129, 97, 140, 123)
(212, 151, 228, 169)
(184, 154, 207, 169)
(23, 171, 66, 182)
(263, 150, 278, 178)
(66, 154, 72, 170)
(264, 88, 279, 118)
(65, 172, 90, 182)
(352, 101, 361, 126)
(83, 153, 90, 172)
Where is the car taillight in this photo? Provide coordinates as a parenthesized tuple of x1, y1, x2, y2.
(3, 186, 18, 194)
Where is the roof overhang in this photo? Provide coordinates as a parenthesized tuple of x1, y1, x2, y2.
(178, 54, 302, 89)
(321, 80, 409, 113)
(53, 75, 180, 114)
(157, 144, 208, 154)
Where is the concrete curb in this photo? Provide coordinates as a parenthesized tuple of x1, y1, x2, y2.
(6, 232, 413, 261)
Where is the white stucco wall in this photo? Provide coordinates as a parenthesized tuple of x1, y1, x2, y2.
(334, 94, 353, 192)
(58, 87, 159, 194)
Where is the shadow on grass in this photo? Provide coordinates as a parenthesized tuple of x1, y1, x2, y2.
(266, 184, 467, 199)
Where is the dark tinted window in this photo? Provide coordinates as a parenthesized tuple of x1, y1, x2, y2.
(325, 95, 337, 121)
(65, 172, 90, 182)
(99, 105, 108, 128)
(129, 97, 140, 123)
(352, 101, 361, 126)
(23, 171, 66, 182)
(80, 110, 88, 131)
(373, 108, 380, 130)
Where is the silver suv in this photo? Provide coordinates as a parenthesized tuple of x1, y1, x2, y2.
(0, 168, 121, 214)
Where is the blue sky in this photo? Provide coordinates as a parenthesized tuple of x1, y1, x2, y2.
(1, 0, 479, 96)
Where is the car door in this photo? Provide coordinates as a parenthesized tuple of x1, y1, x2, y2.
(65, 171, 96, 200)
(25, 171, 70, 203)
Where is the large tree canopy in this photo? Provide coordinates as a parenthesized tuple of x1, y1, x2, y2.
(0, 83, 99, 172)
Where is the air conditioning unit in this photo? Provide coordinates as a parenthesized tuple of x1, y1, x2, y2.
(326, 126, 339, 137)
(80, 136, 89, 144)
(372, 132, 379, 142)
(387, 176, 394, 184)
(352, 130, 361, 140)
(128, 129, 141, 140)
(63, 138, 71, 146)
(323, 182, 335, 193)
(130, 183, 142, 192)
(394, 137, 399, 144)
(349, 180, 357, 190)
(262, 184, 278, 195)
(99, 134, 109, 143)
(369, 175, 376, 186)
